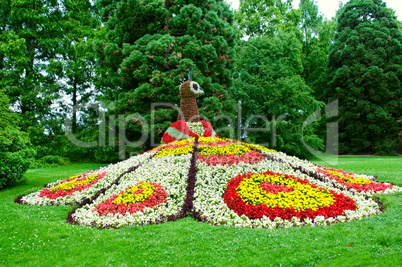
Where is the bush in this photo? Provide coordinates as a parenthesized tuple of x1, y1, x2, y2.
(28, 155, 71, 169)
(0, 91, 35, 189)
(0, 151, 31, 188)
(40, 155, 70, 166)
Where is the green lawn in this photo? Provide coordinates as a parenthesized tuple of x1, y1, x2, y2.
(0, 158, 401, 266)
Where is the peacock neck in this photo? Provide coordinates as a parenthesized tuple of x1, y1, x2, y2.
(178, 98, 200, 122)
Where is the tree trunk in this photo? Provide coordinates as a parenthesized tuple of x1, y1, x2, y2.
(21, 2, 37, 115)
(72, 77, 78, 133)
(304, 26, 310, 85)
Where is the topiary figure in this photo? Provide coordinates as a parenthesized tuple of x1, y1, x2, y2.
(162, 81, 217, 144)
(177, 80, 204, 122)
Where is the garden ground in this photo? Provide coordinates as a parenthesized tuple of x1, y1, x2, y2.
(0, 157, 401, 266)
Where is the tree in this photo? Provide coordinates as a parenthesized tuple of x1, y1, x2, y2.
(298, 0, 321, 86)
(232, 30, 324, 158)
(53, 0, 101, 134)
(0, 0, 63, 128)
(94, 0, 237, 156)
(235, 0, 300, 37)
(312, 19, 337, 95)
(326, 0, 402, 155)
(397, 19, 402, 31)
(0, 0, 72, 162)
(297, 0, 337, 97)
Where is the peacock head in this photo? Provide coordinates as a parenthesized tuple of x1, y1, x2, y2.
(180, 81, 204, 99)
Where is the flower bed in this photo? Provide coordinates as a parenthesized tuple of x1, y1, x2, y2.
(94, 182, 168, 216)
(18, 151, 156, 206)
(196, 137, 269, 166)
(39, 172, 107, 199)
(223, 171, 356, 221)
(71, 154, 193, 228)
(69, 140, 195, 228)
(317, 167, 393, 193)
(193, 152, 383, 228)
(198, 151, 265, 166)
(15, 137, 402, 229)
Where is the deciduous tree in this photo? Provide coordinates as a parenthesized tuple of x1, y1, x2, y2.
(233, 30, 324, 158)
(0, 0, 63, 128)
(235, 0, 299, 37)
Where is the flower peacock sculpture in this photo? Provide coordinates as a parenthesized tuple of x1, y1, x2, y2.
(161, 80, 217, 144)
(15, 81, 402, 229)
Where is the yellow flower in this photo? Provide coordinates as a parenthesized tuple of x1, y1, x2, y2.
(326, 169, 371, 185)
(237, 173, 335, 211)
(50, 174, 99, 193)
(112, 182, 156, 205)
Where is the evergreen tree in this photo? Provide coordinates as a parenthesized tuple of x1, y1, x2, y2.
(326, 0, 402, 154)
(233, 30, 324, 158)
(94, 0, 236, 155)
(397, 19, 402, 31)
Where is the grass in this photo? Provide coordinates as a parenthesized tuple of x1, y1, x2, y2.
(0, 158, 401, 266)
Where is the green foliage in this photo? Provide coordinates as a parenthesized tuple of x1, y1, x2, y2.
(39, 156, 70, 166)
(297, 0, 337, 145)
(233, 30, 324, 158)
(0, 0, 63, 127)
(52, 0, 101, 134)
(235, 0, 300, 37)
(94, 0, 237, 157)
(397, 19, 402, 30)
(0, 0, 78, 164)
(326, 0, 402, 155)
(298, 0, 336, 95)
(0, 0, 105, 164)
(0, 91, 34, 189)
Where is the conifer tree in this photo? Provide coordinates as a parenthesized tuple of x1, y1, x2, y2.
(94, 0, 236, 154)
(326, 0, 402, 154)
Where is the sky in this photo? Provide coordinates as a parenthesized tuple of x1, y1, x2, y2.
(225, 0, 402, 20)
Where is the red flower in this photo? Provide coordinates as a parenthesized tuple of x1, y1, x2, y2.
(223, 171, 357, 221)
(317, 167, 393, 193)
(162, 120, 218, 144)
(39, 172, 107, 199)
(201, 121, 213, 137)
(93, 182, 168, 216)
(198, 151, 265, 166)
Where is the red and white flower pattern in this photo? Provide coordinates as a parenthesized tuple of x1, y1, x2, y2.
(162, 120, 217, 144)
